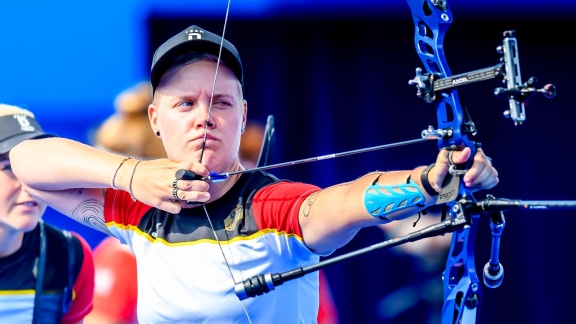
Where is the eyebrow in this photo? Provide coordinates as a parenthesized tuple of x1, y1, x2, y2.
(211, 93, 235, 101)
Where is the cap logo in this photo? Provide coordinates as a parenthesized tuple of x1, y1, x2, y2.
(13, 114, 35, 132)
(186, 29, 204, 41)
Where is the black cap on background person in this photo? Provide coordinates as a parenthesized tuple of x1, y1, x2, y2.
(0, 104, 55, 155)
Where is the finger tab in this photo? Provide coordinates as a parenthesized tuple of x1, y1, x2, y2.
(176, 169, 200, 180)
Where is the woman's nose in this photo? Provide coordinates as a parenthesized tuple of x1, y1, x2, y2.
(196, 104, 215, 128)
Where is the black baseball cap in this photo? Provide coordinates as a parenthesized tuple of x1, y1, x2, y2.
(150, 25, 244, 93)
(0, 105, 55, 155)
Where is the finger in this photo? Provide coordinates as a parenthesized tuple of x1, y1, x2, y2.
(434, 149, 451, 172)
(467, 176, 499, 192)
(158, 200, 182, 214)
(175, 179, 210, 192)
(473, 147, 491, 165)
(463, 165, 487, 186)
(466, 166, 499, 189)
(463, 150, 493, 183)
(177, 189, 210, 204)
(447, 147, 472, 165)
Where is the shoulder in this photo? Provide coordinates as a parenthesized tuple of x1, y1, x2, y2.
(253, 179, 320, 200)
(249, 178, 320, 232)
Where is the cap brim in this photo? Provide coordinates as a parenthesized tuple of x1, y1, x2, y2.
(0, 132, 55, 155)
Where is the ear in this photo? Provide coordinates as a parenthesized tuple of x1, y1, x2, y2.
(149, 103, 159, 136)
(242, 99, 248, 131)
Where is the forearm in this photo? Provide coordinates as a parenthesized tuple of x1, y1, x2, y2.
(10, 137, 128, 190)
(322, 166, 435, 226)
(300, 166, 435, 252)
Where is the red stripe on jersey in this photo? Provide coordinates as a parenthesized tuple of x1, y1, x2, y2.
(104, 189, 153, 227)
(251, 181, 321, 237)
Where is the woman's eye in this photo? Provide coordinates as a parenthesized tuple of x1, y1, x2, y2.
(1, 164, 12, 172)
(214, 100, 231, 107)
(181, 101, 194, 107)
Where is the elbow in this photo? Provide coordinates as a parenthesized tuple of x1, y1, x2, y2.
(9, 140, 37, 186)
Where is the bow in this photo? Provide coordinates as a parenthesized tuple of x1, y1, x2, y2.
(192, 1, 564, 323)
(405, 1, 482, 322)
(405, 1, 557, 323)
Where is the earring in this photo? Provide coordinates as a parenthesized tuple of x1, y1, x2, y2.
(155, 131, 160, 137)
(241, 127, 245, 134)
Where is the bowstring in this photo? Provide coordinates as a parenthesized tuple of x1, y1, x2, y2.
(197, 0, 253, 322)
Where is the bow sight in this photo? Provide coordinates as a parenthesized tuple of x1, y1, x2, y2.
(409, 30, 556, 125)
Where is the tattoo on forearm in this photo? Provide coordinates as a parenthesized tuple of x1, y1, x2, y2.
(303, 192, 319, 217)
(71, 198, 108, 233)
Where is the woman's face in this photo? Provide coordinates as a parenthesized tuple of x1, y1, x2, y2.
(150, 60, 247, 173)
(0, 155, 46, 234)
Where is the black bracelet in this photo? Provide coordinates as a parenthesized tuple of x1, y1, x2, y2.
(420, 163, 438, 197)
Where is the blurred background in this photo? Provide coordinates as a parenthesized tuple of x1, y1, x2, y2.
(1, 0, 575, 323)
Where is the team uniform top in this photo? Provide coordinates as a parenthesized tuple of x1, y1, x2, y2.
(104, 171, 323, 323)
(0, 223, 95, 324)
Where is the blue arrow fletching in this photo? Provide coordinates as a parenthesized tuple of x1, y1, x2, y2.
(208, 172, 228, 183)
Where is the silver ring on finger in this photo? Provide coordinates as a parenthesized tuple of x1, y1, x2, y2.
(447, 151, 456, 165)
(172, 178, 179, 188)
(172, 187, 180, 200)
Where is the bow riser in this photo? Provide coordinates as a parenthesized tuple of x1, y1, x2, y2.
(406, 0, 480, 322)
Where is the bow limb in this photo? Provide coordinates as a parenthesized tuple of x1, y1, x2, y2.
(405, 1, 480, 323)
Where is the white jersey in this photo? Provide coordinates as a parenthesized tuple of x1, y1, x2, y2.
(104, 171, 323, 323)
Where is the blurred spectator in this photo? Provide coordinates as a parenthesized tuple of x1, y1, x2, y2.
(92, 81, 165, 159)
(0, 104, 94, 323)
(239, 120, 265, 169)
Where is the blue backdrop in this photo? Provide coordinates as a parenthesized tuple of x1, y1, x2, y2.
(3, 1, 575, 323)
